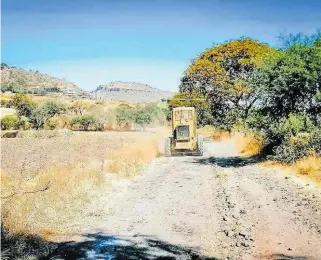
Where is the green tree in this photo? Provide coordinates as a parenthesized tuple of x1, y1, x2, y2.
(182, 38, 276, 129)
(254, 34, 321, 124)
(115, 107, 135, 126)
(31, 100, 66, 129)
(134, 109, 152, 129)
(10, 94, 36, 118)
(71, 115, 97, 131)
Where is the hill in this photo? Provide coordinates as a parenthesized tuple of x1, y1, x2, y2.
(92, 81, 174, 102)
(1, 63, 90, 99)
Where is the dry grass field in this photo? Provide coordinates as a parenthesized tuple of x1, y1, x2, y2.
(1, 130, 163, 245)
(1, 131, 152, 175)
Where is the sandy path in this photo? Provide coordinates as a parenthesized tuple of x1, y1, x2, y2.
(50, 140, 321, 260)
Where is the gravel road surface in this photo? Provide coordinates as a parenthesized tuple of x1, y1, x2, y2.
(50, 140, 321, 260)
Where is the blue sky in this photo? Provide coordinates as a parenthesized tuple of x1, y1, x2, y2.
(2, 0, 321, 91)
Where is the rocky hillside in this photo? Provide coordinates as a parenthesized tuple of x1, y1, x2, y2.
(1, 64, 90, 99)
(92, 81, 174, 102)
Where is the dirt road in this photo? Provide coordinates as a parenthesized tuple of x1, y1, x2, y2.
(50, 140, 321, 260)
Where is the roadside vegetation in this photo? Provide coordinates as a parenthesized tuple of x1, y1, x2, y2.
(0, 94, 169, 258)
(1, 130, 164, 259)
(171, 32, 321, 183)
(1, 94, 169, 131)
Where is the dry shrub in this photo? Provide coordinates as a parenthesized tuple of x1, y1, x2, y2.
(47, 114, 73, 129)
(197, 126, 231, 140)
(293, 154, 321, 183)
(107, 139, 159, 176)
(234, 132, 263, 156)
(1, 162, 105, 236)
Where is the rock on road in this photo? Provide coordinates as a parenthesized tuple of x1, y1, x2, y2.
(51, 140, 321, 260)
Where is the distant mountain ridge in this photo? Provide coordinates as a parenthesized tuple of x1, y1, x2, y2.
(92, 81, 174, 102)
(1, 64, 175, 102)
(1, 64, 90, 99)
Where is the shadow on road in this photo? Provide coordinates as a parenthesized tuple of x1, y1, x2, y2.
(257, 254, 312, 260)
(46, 233, 218, 260)
(2, 230, 313, 260)
(193, 155, 263, 168)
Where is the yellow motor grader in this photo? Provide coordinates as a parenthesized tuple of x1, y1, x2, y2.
(165, 107, 203, 156)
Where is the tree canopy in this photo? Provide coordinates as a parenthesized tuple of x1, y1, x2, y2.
(180, 35, 321, 130)
(180, 38, 276, 128)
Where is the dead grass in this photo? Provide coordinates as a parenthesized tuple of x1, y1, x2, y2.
(293, 154, 321, 184)
(197, 126, 231, 141)
(1, 131, 149, 174)
(107, 138, 160, 177)
(262, 155, 321, 185)
(233, 132, 263, 157)
(1, 162, 105, 236)
(1, 130, 162, 247)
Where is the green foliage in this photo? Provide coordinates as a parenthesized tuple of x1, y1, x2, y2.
(31, 101, 66, 129)
(6, 95, 65, 129)
(142, 103, 169, 125)
(268, 127, 321, 163)
(269, 114, 314, 138)
(71, 115, 97, 131)
(182, 38, 276, 128)
(1, 85, 61, 95)
(254, 36, 321, 123)
(311, 129, 321, 153)
(1, 84, 28, 93)
(1, 85, 13, 93)
(115, 107, 135, 126)
(134, 109, 152, 128)
(9, 94, 36, 118)
(269, 137, 312, 163)
(0, 99, 10, 107)
(181, 32, 321, 163)
(114, 104, 170, 129)
(1, 115, 29, 130)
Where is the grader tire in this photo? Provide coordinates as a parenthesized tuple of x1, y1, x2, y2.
(165, 137, 172, 157)
(197, 135, 204, 156)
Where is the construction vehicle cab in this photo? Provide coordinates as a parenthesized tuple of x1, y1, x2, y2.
(165, 107, 203, 156)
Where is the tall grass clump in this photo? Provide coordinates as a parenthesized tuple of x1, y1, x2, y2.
(107, 139, 160, 176)
(293, 153, 321, 183)
(1, 162, 105, 258)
